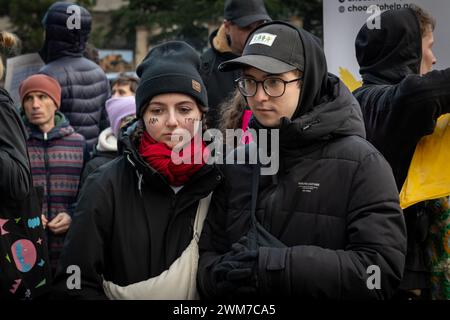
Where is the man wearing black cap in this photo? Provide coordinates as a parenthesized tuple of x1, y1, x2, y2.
(197, 21, 407, 299)
(200, 0, 271, 129)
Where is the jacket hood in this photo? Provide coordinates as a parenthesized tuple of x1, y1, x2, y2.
(291, 22, 331, 119)
(96, 127, 118, 153)
(25, 111, 75, 140)
(39, 2, 92, 63)
(355, 8, 422, 85)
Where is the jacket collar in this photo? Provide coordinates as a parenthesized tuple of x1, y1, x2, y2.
(25, 111, 75, 141)
(210, 25, 239, 59)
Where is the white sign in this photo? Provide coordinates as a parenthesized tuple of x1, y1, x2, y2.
(4, 53, 44, 106)
(323, 0, 450, 90)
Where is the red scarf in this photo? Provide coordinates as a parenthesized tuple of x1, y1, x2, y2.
(138, 131, 207, 186)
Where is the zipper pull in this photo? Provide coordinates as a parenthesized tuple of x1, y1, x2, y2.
(137, 172, 143, 197)
(302, 119, 320, 131)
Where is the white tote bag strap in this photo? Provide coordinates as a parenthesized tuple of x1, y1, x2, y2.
(193, 192, 212, 242)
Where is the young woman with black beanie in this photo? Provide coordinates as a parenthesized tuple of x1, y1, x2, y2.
(52, 41, 223, 299)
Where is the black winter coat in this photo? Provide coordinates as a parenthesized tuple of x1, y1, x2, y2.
(39, 2, 110, 151)
(0, 88, 31, 200)
(198, 22, 407, 300)
(52, 122, 223, 299)
(0, 88, 51, 299)
(353, 8, 450, 291)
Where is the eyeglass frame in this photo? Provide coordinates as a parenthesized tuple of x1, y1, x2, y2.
(234, 76, 304, 98)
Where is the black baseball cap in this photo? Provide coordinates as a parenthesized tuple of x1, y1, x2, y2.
(219, 21, 305, 74)
(224, 0, 271, 28)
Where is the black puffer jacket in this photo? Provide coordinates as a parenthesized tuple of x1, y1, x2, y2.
(52, 121, 223, 299)
(200, 25, 240, 129)
(39, 2, 110, 151)
(353, 8, 450, 291)
(198, 22, 407, 300)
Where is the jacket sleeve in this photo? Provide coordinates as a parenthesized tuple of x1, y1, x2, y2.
(67, 139, 90, 217)
(391, 68, 450, 139)
(257, 152, 407, 299)
(99, 79, 111, 132)
(52, 172, 113, 300)
(197, 176, 232, 299)
(0, 97, 31, 201)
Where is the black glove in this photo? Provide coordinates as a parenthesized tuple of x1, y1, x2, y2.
(212, 237, 259, 297)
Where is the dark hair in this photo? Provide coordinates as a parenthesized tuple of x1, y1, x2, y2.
(111, 73, 140, 93)
(198, 103, 209, 132)
(410, 4, 436, 36)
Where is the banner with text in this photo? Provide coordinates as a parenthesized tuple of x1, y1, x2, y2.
(323, 0, 450, 90)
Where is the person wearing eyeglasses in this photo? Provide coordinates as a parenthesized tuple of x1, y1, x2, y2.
(197, 21, 407, 299)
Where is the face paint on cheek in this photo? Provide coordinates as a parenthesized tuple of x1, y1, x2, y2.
(184, 118, 200, 124)
(148, 118, 159, 125)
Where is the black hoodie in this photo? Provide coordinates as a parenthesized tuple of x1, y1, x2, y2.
(353, 8, 450, 190)
(197, 22, 406, 299)
(353, 9, 450, 292)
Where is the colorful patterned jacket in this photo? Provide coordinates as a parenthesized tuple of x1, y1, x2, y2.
(25, 112, 87, 271)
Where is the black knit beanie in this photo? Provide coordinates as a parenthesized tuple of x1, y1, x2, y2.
(135, 41, 208, 118)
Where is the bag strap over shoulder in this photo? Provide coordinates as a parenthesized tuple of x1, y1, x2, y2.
(193, 193, 213, 242)
(250, 162, 286, 249)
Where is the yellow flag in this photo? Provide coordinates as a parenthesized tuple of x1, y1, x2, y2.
(400, 114, 450, 209)
(339, 67, 362, 92)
